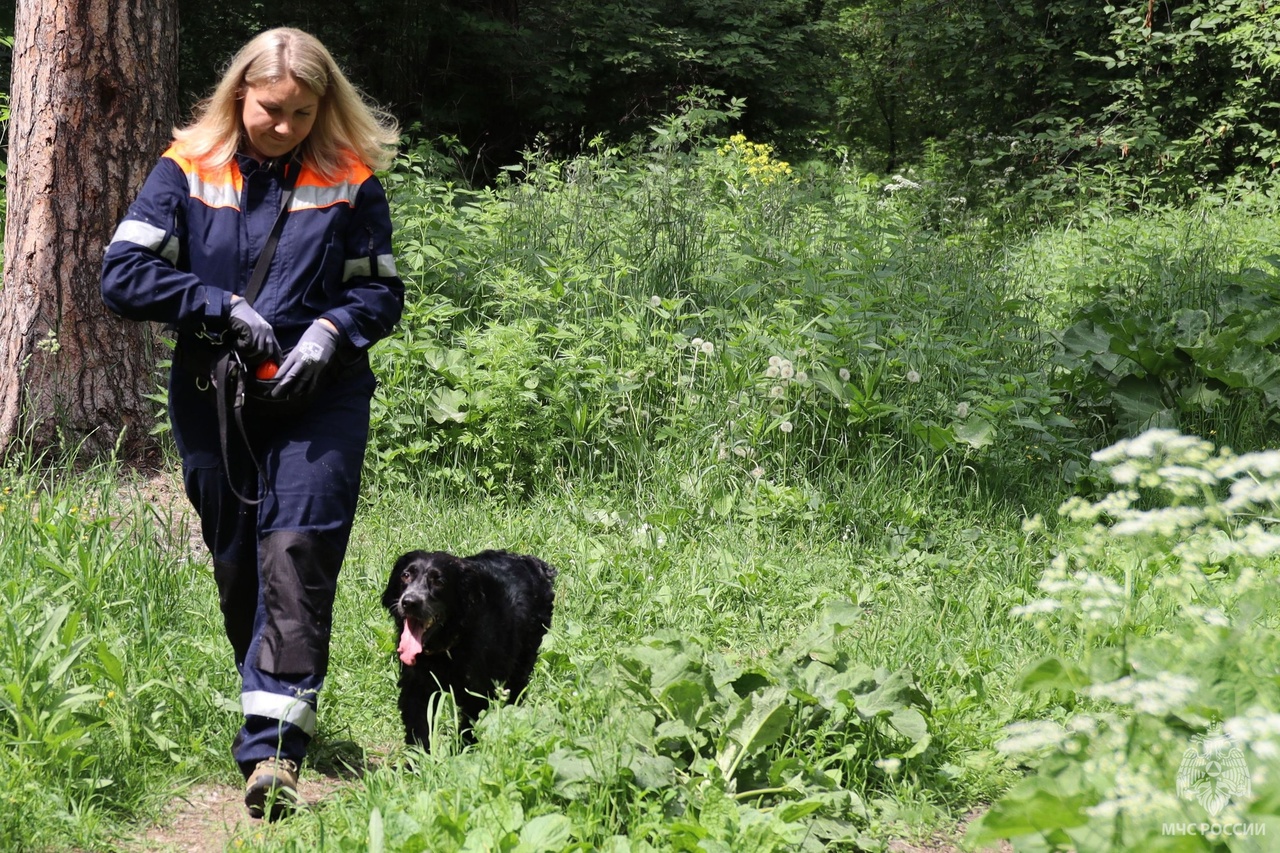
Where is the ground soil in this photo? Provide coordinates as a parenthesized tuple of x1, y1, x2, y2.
(127, 785, 1010, 852)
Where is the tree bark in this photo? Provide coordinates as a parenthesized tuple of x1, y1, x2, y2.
(0, 0, 178, 461)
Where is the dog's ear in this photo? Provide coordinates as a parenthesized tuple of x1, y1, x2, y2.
(382, 552, 414, 612)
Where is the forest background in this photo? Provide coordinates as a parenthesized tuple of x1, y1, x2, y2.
(4, 1, 1280, 851)
(0, 0, 1268, 197)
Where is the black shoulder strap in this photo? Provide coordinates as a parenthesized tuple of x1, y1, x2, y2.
(243, 162, 298, 307)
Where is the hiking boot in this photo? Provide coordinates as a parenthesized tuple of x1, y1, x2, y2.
(244, 757, 300, 821)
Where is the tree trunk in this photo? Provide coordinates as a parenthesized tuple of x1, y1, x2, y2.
(0, 0, 178, 461)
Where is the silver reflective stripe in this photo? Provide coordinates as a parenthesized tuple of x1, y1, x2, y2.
(241, 690, 317, 735)
(342, 254, 398, 281)
(292, 181, 361, 211)
(343, 258, 371, 281)
(110, 220, 180, 264)
(187, 173, 240, 209)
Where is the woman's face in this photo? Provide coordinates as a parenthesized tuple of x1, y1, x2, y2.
(241, 74, 320, 161)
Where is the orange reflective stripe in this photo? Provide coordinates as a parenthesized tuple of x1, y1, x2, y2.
(162, 144, 371, 212)
(164, 144, 243, 210)
(290, 157, 373, 211)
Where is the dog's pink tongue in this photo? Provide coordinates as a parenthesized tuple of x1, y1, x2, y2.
(398, 621, 424, 665)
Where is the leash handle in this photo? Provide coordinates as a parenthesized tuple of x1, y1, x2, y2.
(213, 351, 267, 506)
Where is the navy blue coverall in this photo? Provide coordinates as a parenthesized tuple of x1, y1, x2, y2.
(101, 142, 403, 773)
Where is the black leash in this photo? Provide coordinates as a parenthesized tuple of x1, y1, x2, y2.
(214, 161, 298, 506)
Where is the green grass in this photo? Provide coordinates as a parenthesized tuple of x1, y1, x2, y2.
(0, 450, 1062, 851)
(8, 125, 1280, 850)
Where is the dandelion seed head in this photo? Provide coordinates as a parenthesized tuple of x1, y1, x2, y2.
(701, 341, 714, 355)
(779, 421, 793, 434)
(765, 365, 780, 378)
(875, 758, 902, 775)
(649, 295, 662, 308)
(779, 361, 795, 380)
(955, 402, 969, 419)
(768, 355, 782, 368)
(839, 368, 851, 382)
(906, 370, 921, 384)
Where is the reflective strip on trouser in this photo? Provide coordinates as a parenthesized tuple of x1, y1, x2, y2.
(171, 363, 373, 767)
(242, 689, 318, 735)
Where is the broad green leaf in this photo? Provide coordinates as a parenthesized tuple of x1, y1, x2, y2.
(661, 679, 711, 728)
(1019, 656, 1091, 694)
(1172, 309, 1211, 348)
(954, 416, 995, 450)
(626, 753, 677, 790)
(517, 813, 572, 852)
(889, 707, 930, 747)
(548, 748, 598, 795)
(909, 421, 955, 452)
(852, 669, 932, 718)
(1111, 377, 1175, 431)
(968, 775, 1093, 841)
(425, 387, 469, 424)
(718, 687, 793, 776)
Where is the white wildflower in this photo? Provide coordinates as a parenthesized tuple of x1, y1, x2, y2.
(701, 340, 714, 355)
(1111, 506, 1205, 537)
(1110, 461, 1141, 485)
(1218, 449, 1280, 479)
(1086, 766, 1180, 820)
(649, 295, 662, 308)
(1087, 672, 1197, 716)
(779, 360, 795, 380)
(839, 367, 851, 382)
(1010, 598, 1061, 618)
(906, 369, 921, 384)
(779, 421, 793, 434)
(1225, 708, 1280, 748)
(996, 720, 1067, 756)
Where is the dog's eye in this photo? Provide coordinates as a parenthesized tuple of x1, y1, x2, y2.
(401, 569, 412, 582)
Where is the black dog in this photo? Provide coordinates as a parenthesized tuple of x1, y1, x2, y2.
(382, 549, 556, 747)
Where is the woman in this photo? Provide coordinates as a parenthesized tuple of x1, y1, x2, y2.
(102, 28, 403, 820)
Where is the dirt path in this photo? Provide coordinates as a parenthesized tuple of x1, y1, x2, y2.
(127, 777, 342, 852)
(128, 784, 1008, 853)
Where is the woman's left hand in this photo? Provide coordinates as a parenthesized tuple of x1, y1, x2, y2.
(272, 319, 339, 398)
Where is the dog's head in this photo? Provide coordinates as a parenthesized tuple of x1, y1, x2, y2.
(382, 550, 469, 666)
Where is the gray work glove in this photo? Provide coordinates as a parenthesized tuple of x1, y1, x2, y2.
(272, 320, 340, 399)
(228, 298, 281, 363)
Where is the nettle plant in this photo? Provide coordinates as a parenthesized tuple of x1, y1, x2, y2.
(972, 430, 1280, 850)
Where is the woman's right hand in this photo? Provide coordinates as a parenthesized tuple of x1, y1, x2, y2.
(228, 297, 281, 363)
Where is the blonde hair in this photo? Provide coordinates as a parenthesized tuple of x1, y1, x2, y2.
(172, 28, 400, 175)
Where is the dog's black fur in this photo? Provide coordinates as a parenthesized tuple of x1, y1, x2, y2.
(382, 549, 556, 747)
